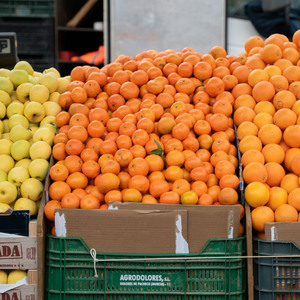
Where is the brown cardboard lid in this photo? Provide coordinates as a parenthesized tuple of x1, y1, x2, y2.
(109, 202, 241, 253)
(265, 222, 300, 249)
(55, 208, 189, 254)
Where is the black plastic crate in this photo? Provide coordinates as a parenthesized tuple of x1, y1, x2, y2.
(253, 238, 300, 300)
(0, 17, 54, 56)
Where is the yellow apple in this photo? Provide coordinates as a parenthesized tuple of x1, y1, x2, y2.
(29, 84, 49, 103)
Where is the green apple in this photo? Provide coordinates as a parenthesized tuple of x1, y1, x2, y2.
(32, 126, 55, 145)
(6, 101, 24, 117)
(0, 170, 7, 182)
(29, 140, 51, 160)
(0, 90, 11, 106)
(0, 154, 15, 173)
(29, 84, 49, 103)
(14, 197, 37, 216)
(43, 67, 60, 78)
(28, 75, 40, 85)
(0, 101, 6, 119)
(24, 101, 46, 123)
(11, 139, 31, 161)
(8, 114, 29, 130)
(0, 76, 14, 95)
(33, 71, 42, 78)
(9, 69, 29, 88)
(8, 166, 30, 187)
(15, 158, 31, 169)
(28, 158, 49, 181)
(48, 91, 60, 103)
(20, 177, 44, 201)
(0, 68, 11, 78)
(56, 76, 70, 93)
(0, 203, 10, 212)
(0, 139, 12, 155)
(2, 133, 10, 140)
(9, 124, 31, 142)
(40, 115, 56, 127)
(39, 72, 58, 93)
(29, 126, 38, 138)
(42, 101, 61, 116)
(0, 181, 18, 204)
(13, 60, 34, 76)
(16, 82, 33, 103)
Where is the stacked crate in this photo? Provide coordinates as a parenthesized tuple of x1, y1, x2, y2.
(0, 0, 55, 72)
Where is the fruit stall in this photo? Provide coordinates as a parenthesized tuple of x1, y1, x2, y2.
(1, 1, 300, 300)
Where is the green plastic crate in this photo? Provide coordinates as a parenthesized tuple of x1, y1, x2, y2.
(0, 0, 54, 18)
(253, 237, 300, 300)
(46, 235, 247, 299)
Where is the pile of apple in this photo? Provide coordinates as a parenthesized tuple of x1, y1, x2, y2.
(0, 61, 70, 216)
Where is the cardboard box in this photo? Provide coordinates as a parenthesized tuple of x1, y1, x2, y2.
(109, 202, 241, 253)
(54, 203, 240, 254)
(0, 181, 47, 300)
(55, 208, 189, 254)
(0, 284, 36, 299)
(264, 222, 300, 248)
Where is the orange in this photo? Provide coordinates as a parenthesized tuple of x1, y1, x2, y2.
(104, 190, 122, 205)
(244, 36, 264, 53)
(66, 172, 88, 190)
(128, 175, 150, 194)
(253, 112, 273, 129)
(205, 77, 225, 97)
(142, 194, 158, 204)
(118, 171, 131, 189)
(233, 106, 255, 126)
(269, 75, 289, 92)
(218, 187, 239, 205)
(239, 135, 263, 155)
(283, 124, 300, 148)
(264, 162, 285, 187)
(165, 150, 185, 167)
(254, 101, 276, 116)
(48, 181, 71, 201)
(128, 157, 149, 176)
(82, 160, 101, 179)
(236, 121, 258, 140)
(243, 161, 268, 184)
(101, 159, 120, 174)
(257, 124, 282, 145)
(122, 188, 142, 202)
(291, 153, 300, 175)
(245, 181, 270, 208)
(252, 80, 275, 102)
(164, 166, 184, 182)
(273, 90, 296, 110)
(61, 193, 80, 209)
(159, 191, 180, 204)
(275, 203, 298, 222)
(149, 179, 170, 198)
(49, 164, 69, 182)
(65, 139, 85, 156)
(261, 44, 282, 64)
(95, 173, 120, 194)
(172, 179, 190, 196)
(262, 143, 285, 164)
(280, 173, 300, 194)
(287, 188, 300, 211)
(180, 190, 198, 205)
(67, 125, 88, 142)
(214, 160, 235, 180)
(44, 200, 62, 221)
(219, 174, 240, 190)
(267, 187, 288, 211)
(80, 194, 100, 209)
(251, 206, 274, 232)
(208, 113, 229, 132)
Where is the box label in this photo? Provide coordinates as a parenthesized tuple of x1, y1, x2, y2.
(109, 271, 185, 290)
(0, 242, 22, 259)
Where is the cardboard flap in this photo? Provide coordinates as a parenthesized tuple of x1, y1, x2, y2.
(55, 209, 188, 254)
(108, 202, 241, 253)
(265, 222, 300, 249)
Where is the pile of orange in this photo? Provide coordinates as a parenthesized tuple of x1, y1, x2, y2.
(233, 31, 300, 237)
(44, 44, 246, 235)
